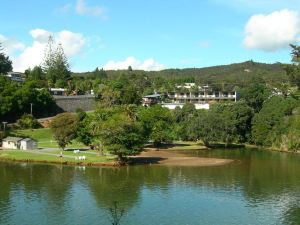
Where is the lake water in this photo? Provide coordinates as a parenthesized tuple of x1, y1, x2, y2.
(0, 149, 300, 225)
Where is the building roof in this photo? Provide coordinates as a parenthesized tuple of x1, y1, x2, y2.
(21, 138, 36, 142)
(2, 137, 23, 142)
(50, 88, 67, 92)
(143, 94, 161, 98)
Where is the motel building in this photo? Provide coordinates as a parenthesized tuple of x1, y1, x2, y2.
(143, 83, 239, 110)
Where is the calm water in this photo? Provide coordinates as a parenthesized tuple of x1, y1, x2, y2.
(0, 149, 300, 225)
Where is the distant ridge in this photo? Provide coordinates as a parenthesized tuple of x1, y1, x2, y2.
(73, 61, 288, 84)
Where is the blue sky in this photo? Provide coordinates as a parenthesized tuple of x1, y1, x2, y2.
(0, 0, 300, 72)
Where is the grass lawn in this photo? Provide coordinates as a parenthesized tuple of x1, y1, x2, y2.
(10, 128, 86, 149)
(0, 150, 115, 164)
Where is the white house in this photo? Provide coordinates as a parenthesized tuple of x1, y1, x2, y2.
(2, 137, 23, 149)
(2, 137, 37, 150)
(20, 138, 37, 150)
(49, 88, 67, 96)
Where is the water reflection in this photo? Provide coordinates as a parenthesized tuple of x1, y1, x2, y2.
(0, 149, 300, 225)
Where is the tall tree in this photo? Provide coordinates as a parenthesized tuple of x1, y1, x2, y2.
(0, 44, 12, 74)
(42, 37, 71, 87)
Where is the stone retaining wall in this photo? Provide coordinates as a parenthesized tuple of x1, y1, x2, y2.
(54, 95, 96, 112)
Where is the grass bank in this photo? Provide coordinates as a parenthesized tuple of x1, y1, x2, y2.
(0, 150, 116, 166)
(9, 128, 85, 148)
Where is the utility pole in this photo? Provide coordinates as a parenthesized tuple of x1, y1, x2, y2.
(30, 103, 33, 115)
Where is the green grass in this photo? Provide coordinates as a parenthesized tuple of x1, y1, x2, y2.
(10, 128, 86, 148)
(0, 150, 115, 164)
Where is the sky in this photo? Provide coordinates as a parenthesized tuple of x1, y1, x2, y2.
(0, 0, 300, 72)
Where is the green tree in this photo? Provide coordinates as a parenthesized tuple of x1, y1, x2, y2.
(17, 114, 40, 129)
(251, 96, 297, 146)
(240, 78, 270, 113)
(138, 105, 175, 147)
(0, 44, 12, 74)
(286, 44, 300, 89)
(195, 111, 225, 147)
(93, 107, 145, 162)
(28, 66, 44, 81)
(50, 113, 78, 152)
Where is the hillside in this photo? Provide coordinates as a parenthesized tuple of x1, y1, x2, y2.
(73, 61, 288, 85)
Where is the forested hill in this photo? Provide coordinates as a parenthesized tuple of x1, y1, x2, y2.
(160, 61, 287, 82)
(73, 61, 288, 84)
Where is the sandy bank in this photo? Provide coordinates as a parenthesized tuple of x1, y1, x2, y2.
(131, 150, 233, 166)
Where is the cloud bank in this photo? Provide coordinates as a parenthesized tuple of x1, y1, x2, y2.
(243, 9, 300, 51)
(2, 29, 86, 72)
(103, 57, 165, 71)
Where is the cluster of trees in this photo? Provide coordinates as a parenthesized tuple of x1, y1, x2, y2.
(52, 105, 175, 162)
(0, 38, 71, 123)
(0, 78, 57, 122)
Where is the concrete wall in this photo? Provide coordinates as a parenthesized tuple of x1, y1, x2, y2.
(54, 95, 96, 112)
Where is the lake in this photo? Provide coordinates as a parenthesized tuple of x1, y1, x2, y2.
(0, 149, 300, 225)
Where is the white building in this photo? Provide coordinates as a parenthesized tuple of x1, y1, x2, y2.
(2, 137, 37, 150)
(142, 84, 239, 110)
(6, 72, 24, 82)
(49, 88, 67, 96)
(20, 138, 38, 150)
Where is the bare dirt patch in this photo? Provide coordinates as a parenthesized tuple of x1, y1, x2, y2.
(131, 150, 233, 166)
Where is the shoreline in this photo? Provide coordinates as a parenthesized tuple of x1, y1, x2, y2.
(0, 157, 118, 167)
(0, 148, 234, 168)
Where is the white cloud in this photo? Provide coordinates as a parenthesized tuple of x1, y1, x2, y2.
(243, 9, 300, 51)
(57, 30, 85, 56)
(13, 29, 86, 72)
(103, 57, 165, 71)
(0, 34, 25, 55)
(76, 0, 105, 17)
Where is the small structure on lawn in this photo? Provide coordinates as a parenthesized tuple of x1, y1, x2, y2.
(20, 138, 37, 150)
(2, 137, 37, 150)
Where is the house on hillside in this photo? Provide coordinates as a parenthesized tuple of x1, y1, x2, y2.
(2, 137, 37, 150)
(49, 88, 67, 96)
(142, 94, 162, 107)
